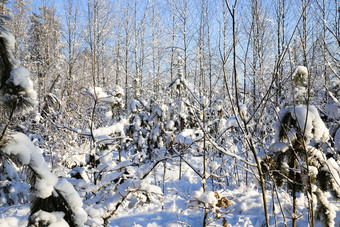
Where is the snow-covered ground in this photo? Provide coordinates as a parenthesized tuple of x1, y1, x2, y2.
(1, 156, 339, 227)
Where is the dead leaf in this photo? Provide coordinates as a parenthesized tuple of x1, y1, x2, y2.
(222, 218, 228, 227)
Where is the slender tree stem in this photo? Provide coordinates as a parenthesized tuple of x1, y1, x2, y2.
(0, 101, 17, 143)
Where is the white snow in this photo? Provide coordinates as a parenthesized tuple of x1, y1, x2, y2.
(101, 171, 124, 184)
(0, 27, 20, 67)
(308, 166, 318, 177)
(105, 110, 113, 119)
(226, 116, 239, 128)
(88, 87, 108, 99)
(7, 67, 32, 89)
(0, 217, 20, 227)
(200, 96, 209, 107)
(239, 104, 248, 118)
(139, 181, 163, 195)
(294, 86, 306, 99)
(326, 158, 340, 187)
(0, 204, 29, 226)
(128, 99, 140, 113)
(88, 86, 124, 104)
(175, 129, 203, 145)
(3, 6, 340, 227)
(90, 118, 127, 140)
(270, 142, 289, 154)
(276, 106, 329, 144)
(4, 67, 38, 109)
(3, 133, 32, 164)
(29, 210, 69, 227)
(2, 132, 88, 227)
(314, 189, 336, 227)
(192, 189, 217, 207)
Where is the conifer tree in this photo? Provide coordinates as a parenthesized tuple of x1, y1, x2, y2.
(262, 66, 340, 227)
(0, 15, 87, 226)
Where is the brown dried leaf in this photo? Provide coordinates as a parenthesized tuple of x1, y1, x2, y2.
(220, 197, 231, 209)
(222, 218, 228, 227)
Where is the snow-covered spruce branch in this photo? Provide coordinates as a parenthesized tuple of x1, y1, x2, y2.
(42, 111, 128, 144)
(0, 20, 87, 226)
(1, 132, 87, 226)
(307, 146, 340, 189)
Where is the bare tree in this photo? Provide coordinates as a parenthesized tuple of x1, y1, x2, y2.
(223, 1, 271, 226)
(86, 0, 113, 88)
(173, 0, 192, 80)
(63, 0, 81, 98)
(27, 3, 63, 112)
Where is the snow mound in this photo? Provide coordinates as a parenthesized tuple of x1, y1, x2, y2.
(226, 116, 239, 128)
(88, 86, 124, 104)
(192, 190, 217, 207)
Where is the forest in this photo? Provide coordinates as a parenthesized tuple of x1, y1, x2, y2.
(0, 0, 340, 226)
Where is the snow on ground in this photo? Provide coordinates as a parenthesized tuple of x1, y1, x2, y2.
(1, 153, 340, 226)
(106, 157, 340, 227)
(109, 212, 200, 227)
(1, 183, 339, 226)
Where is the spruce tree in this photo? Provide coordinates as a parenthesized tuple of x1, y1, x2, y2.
(0, 15, 87, 226)
(262, 66, 340, 227)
